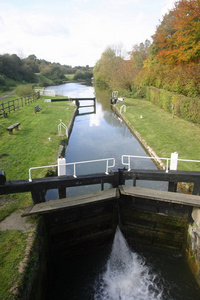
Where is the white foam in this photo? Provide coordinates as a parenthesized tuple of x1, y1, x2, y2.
(94, 227, 163, 300)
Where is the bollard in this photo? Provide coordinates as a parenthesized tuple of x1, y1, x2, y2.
(58, 157, 67, 176)
(170, 152, 178, 170)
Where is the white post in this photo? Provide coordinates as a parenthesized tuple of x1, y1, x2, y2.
(58, 157, 67, 176)
(170, 152, 178, 170)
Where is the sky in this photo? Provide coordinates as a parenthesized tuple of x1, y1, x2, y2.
(0, 0, 177, 67)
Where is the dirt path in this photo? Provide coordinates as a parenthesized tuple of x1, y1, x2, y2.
(0, 90, 15, 100)
(0, 211, 35, 232)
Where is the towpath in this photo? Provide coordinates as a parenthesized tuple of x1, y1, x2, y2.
(0, 90, 15, 100)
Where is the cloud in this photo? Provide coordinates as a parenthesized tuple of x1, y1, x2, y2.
(0, 0, 177, 66)
(161, 0, 176, 17)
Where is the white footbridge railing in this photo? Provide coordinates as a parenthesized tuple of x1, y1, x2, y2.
(121, 153, 200, 173)
(28, 153, 200, 182)
(29, 157, 115, 182)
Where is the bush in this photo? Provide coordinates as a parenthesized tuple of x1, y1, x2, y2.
(146, 86, 200, 124)
(15, 84, 35, 97)
(135, 87, 146, 98)
(135, 63, 200, 98)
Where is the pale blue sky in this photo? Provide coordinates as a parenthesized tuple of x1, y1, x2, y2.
(0, 0, 176, 66)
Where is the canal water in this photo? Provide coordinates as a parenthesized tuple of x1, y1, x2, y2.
(46, 82, 167, 200)
(46, 83, 200, 299)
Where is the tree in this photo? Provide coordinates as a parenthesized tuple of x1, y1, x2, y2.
(93, 47, 116, 86)
(153, 0, 200, 64)
(130, 40, 151, 68)
(73, 70, 93, 81)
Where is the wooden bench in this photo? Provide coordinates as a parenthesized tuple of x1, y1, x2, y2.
(6, 122, 20, 135)
(35, 104, 42, 113)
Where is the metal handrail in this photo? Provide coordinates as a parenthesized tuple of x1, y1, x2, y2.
(58, 119, 68, 136)
(121, 154, 200, 172)
(29, 157, 115, 182)
(120, 104, 126, 114)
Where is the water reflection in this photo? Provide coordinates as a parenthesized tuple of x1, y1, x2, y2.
(45, 82, 95, 98)
(45, 82, 167, 200)
(66, 85, 167, 185)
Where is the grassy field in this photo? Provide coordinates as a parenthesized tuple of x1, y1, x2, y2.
(0, 96, 75, 180)
(116, 98, 200, 171)
(65, 74, 74, 80)
(0, 95, 76, 219)
(0, 94, 76, 299)
(0, 97, 74, 221)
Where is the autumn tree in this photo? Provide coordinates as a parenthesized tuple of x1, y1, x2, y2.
(153, 0, 200, 64)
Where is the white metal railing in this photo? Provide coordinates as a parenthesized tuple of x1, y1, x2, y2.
(58, 119, 68, 136)
(120, 104, 126, 114)
(121, 154, 200, 172)
(28, 157, 115, 182)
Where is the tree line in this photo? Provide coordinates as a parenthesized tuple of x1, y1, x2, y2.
(93, 0, 200, 98)
(0, 54, 93, 91)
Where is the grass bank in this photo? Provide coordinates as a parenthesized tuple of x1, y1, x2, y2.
(0, 95, 76, 220)
(0, 230, 28, 299)
(0, 95, 75, 299)
(116, 97, 200, 172)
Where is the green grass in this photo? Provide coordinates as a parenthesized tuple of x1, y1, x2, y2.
(0, 96, 75, 180)
(65, 74, 74, 80)
(35, 73, 54, 85)
(0, 95, 75, 299)
(117, 98, 200, 171)
(0, 230, 28, 299)
(0, 95, 75, 220)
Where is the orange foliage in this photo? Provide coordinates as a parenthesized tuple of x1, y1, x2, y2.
(153, 0, 200, 64)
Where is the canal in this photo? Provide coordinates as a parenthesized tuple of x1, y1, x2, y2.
(46, 83, 200, 299)
(46, 83, 167, 200)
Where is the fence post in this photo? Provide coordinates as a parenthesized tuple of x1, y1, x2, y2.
(193, 182, 200, 195)
(59, 187, 66, 199)
(31, 189, 45, 204)
(168, 182, 177, 192)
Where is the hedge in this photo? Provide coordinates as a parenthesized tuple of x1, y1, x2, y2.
(145, 86, 200, 124)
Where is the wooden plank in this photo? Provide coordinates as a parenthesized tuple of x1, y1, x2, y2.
(120, 185, 200, 208)
(22, 205, 34, 216)
(22, 188, 118, 217)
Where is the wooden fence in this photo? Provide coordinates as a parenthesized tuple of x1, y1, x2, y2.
(0, 92, 40, 117)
